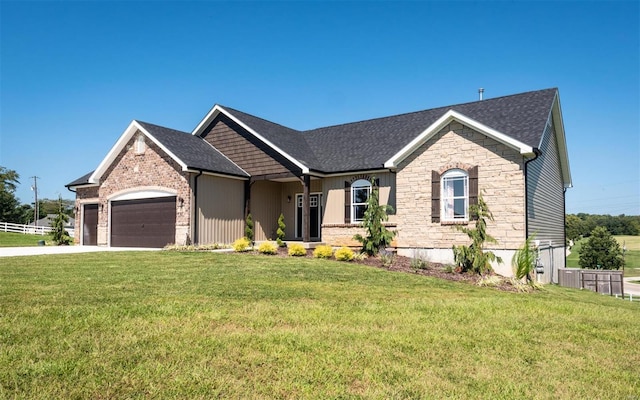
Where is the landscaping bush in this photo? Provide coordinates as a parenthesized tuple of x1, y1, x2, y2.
(353, 178, 396, 256)
(245, 214, 254, 243)
(334, 246, 354, 261)
(579, 226, 624, 270)
(258, 241, 277, 255)
(379, 249, 395, 267)
(288, 243, 306, 257)
(313, 245, 334, 259)
(233, 237, 251, 252)
(276, 213, 286, 247)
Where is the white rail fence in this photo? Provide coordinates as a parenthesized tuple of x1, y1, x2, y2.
(0, 222, 75, 238)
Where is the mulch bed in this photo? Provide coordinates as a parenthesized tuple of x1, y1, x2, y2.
(255, 247, 525, 292)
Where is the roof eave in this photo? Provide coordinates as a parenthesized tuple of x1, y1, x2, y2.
(383, 110, 534, 169)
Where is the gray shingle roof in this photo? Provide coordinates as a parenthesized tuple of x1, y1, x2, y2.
(68, 88, 558, 186)
(137, 121, 249, 178)
(65, 170, 94, 187)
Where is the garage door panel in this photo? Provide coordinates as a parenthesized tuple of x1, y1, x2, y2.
(111, 196, 176, 248)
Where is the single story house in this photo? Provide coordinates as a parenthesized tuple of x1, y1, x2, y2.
(67, 88, 571, 280)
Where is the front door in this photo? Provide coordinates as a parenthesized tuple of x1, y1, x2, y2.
(296, 193, 322, 240)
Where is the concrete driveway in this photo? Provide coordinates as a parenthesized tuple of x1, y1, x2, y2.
(0, 246, 159, 258)
(623, 277, 640, 296)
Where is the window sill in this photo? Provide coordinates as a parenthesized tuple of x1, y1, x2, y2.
(440, 220, 469, 226)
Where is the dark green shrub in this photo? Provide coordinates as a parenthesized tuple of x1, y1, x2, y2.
(276, 213, 286, 247)
(245, 214, 254, 243)
(452, 194, 502, 275)
(578, 226, 623, 270)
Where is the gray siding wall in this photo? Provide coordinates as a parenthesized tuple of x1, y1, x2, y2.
(196, 174, 245, 244)
(527, 119, 566, 270)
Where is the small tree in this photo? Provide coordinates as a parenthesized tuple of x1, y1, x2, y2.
(276, 213, 286, 247)
(245, 213, 254, 243)
(578, 226, 623, 270)
(512, 235, 536, 283)
(353, 179, 395, 256)
(452, 194, 502, 275)
(51, 196, 71, 245)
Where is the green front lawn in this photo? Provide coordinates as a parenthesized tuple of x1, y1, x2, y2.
(0, 231, 53, 247)
(0, 252, 638, 399)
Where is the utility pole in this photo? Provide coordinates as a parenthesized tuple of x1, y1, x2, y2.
(31, 176, 39, 226)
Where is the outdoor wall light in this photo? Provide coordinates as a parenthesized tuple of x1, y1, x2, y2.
(287, 195, 291, 203)
(178, 197, 184, 208)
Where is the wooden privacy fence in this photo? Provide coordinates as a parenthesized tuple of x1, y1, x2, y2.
(558, 268, 624, 296)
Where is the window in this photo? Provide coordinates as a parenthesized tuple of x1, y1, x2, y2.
(441, 169, 468, 221)
(351, 179, 371, 222)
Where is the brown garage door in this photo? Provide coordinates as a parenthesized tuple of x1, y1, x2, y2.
(83, 204, 99, 245)
(111, 196, 176, 248)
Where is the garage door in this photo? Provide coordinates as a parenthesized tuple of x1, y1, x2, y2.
(83, 204, 99, 245)
(111, 196, 176, 248)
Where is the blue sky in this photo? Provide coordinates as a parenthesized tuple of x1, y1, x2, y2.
(1, 1, 638, 215)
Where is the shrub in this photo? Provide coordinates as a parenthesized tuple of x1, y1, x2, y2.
(233, 237, 251, 252)
(352, 178, 396, 256)
(452, 193, 503, 275)
(334, 246, 354, 261)
(578, 226, 624, 270)
(353, 252, 368, 261)
(245, 214, 254, 243)
(313, 245, 334, 259)
(410, 257, 429, 270)
(288, 243, 306, 257)
(276, 213, 286, 247)
(51, 196, 71, 246)
(258, 241, 277, 255)
(379, 249, 395, 267)
(477, 275, 504, 287)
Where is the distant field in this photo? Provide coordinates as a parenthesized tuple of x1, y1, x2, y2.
(567, 235, 640, 277)
(0, 232, 53, 247)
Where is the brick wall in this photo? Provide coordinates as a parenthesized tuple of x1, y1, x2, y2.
(395, 122, 526, 270)
(74, 131, 192, 246)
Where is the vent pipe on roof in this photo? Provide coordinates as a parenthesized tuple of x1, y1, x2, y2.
(478, 88, 484, 101)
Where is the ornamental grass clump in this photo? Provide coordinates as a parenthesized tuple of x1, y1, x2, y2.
(334, 246, 354, 261)
(313, 245, 334, 259)
(288, 243, 306, 257)
(233, 237, 251, 252)
(258, 241, 277, 255)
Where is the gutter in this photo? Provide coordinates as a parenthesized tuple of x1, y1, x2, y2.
(524, 148, 541, 238)
(193, 170, 203, 245)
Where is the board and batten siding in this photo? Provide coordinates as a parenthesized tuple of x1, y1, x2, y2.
(196, 174, 245, 244)
(250, 181, 282, 241)
(526, 119, 566, 273)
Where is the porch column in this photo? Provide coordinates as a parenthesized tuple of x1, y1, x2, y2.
(302, 174, 310, 242)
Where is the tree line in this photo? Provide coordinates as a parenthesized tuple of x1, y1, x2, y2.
(566, 213, 639, 242)
(1, 166, 74, 224)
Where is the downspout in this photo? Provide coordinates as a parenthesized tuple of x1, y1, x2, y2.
(523, 148, 541, 239)
(193, 170, 203, 245)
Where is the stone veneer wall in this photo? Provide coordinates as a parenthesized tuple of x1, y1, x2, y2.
(74, 132, 192, 246)
(394, 122, 526, 276)
(322, 223, 398, 248)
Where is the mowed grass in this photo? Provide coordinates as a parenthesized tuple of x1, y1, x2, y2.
(567, 235, 640, 277)
(1, 252, 638, 399)
(0, 232, 54, 247)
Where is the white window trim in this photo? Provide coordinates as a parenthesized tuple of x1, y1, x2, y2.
(441, 169, 469, 222)
(351, 179, 372, 223)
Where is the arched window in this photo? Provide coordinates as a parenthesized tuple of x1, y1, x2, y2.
(441, 169, 468, 221)
(351, 179, 372, 222)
